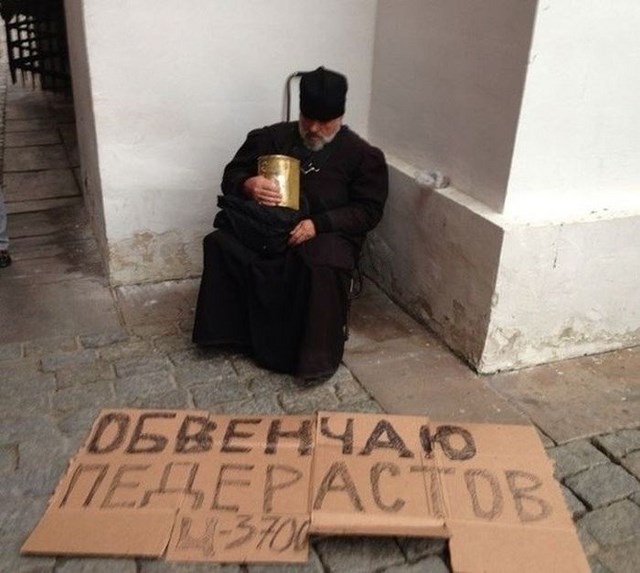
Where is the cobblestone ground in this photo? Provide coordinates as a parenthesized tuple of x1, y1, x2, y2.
(2, 325, 640, 572)
(0, 327, 449, 573)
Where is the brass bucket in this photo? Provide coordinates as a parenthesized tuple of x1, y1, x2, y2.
(258, 154, 300, 210)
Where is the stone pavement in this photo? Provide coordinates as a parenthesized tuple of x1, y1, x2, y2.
(1, 78, 639, 573)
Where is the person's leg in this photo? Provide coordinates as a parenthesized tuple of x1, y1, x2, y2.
(0, 188, 11, 268)
(295, 264, 350, 379)
(294, 234, 356, 379)
(192, 230, 251, 346)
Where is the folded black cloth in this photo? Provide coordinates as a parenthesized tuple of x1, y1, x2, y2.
(213, 195, 308, 257)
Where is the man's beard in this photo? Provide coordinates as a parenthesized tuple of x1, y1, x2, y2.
(299, 124, 339, 151)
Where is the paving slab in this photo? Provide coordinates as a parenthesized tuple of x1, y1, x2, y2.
(384, 556, 449, 573)
(5, 117, 58, 132)
(138, 559, 241, 572)
(5, 195, 82, 214)
(0, 278, 121, 345)
(547, 440, 610, 480)
(247, 549, 324, 572)
(6, 205, 87, 237)
(5, 129, 61, 147)
(565, 463, 640, 509)
(345, 334, 526, 424)
(621, 451, 640, 480)
(314, 537, 406, 573)
(3, 248, 103, 279)
(4, 144, 70, 171)
(4, 169, 79, 202)
(116, 279, 199, 328)
(594, 428, 640, 460)
(486, 348, 640, 443)
(597, 540, 640, 573)
(578, 499, 640, 547)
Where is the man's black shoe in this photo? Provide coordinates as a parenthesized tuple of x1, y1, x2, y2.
(0, 250, 11, 268)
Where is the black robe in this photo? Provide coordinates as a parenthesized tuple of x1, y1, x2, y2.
(192, 122, 388, 377)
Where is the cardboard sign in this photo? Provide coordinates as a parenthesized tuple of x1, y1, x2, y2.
(22, 409, 590, 571)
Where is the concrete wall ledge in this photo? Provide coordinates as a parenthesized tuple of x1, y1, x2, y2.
(365, 157, 640, 374)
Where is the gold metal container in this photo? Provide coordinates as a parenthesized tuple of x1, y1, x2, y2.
(258, 154, 300, 210)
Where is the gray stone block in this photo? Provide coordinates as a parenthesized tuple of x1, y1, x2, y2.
(207, 394, 284, 416)
(396, 537, 447, 562)
(621, 450, 640, 480)
(246, 392, 286, 415)
(169, 347, 228, 366)
(139, 559, 241, 572)
(55, 558, 138, 572)
(594, 429, 640, 460)
(23, 336, 78, 357)
(0, 342, 22, 361)
(174, 358, 238, 389)
(114, 354, 173, 378)
(537, 428, 556, 449)
(56, 407, 100, 449)
(333, 370, 370, 404)
(130, 323, 180, 338)
(153, 334, 193, 354)
(99, 340, 155, 361)
(0, 443, 18, 473)
(2, 357, 50, 383)
(80, 330, 130, 348)
(332, 399, 384, 413)
(280, 385, 340, 414)
(576, 519, 600, 556)
(249, 372, 298, 395)
(41, 349, 97, 372)
(383, 556, 450, 573)
(547, 439, 609, 480)
(579, 500, 640, 546)
(113, 371, 175, 401)
(314, 536, 406, 573)
(231, 356, 269, 380)
(597, 539, 640, 573)
(247, 548, 324, 572)
(55, 359, 115, 389)
(52, 381, 114, 415)
(587, 556, 612, 573)
(2, 371, 55, 415)
(565, 463, 639, 508)
(190, 379, 252, 407)
(561, 484, 588, 519)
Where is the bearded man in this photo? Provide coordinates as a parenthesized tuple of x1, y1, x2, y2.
(192, 66, 388, 382)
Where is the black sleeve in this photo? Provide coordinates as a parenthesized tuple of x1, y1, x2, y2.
(311, 145, 388, 236)
(221, 127, 275, 197)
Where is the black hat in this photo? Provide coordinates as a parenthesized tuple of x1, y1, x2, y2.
(299, 66, 348, 121)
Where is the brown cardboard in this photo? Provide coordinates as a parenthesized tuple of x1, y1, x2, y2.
(310, 412, 446, 537)
(22, 409, 589, 571)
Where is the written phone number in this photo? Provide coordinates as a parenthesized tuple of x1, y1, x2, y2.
(175, 514, 310, 557)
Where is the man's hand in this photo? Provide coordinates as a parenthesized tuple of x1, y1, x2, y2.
(243, 176, 282, 206)
(288, 219, 317, 246)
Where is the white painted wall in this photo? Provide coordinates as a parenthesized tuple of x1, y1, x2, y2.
(369, 0, 536, 212)
(365, 0, 534, 367)
(506, 0, 640, 219)
(64, 0, 108, 261)
(482, 212, 640, 371)
(76, 0, 378, 283)
(364, 159, 503, 365)
(480, 1, 640, 370)
(367, 0, 640, 372)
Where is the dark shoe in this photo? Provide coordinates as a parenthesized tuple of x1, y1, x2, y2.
(0, 250, 11, 268)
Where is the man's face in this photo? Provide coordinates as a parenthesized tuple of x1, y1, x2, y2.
(299, 115, 342, 151)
